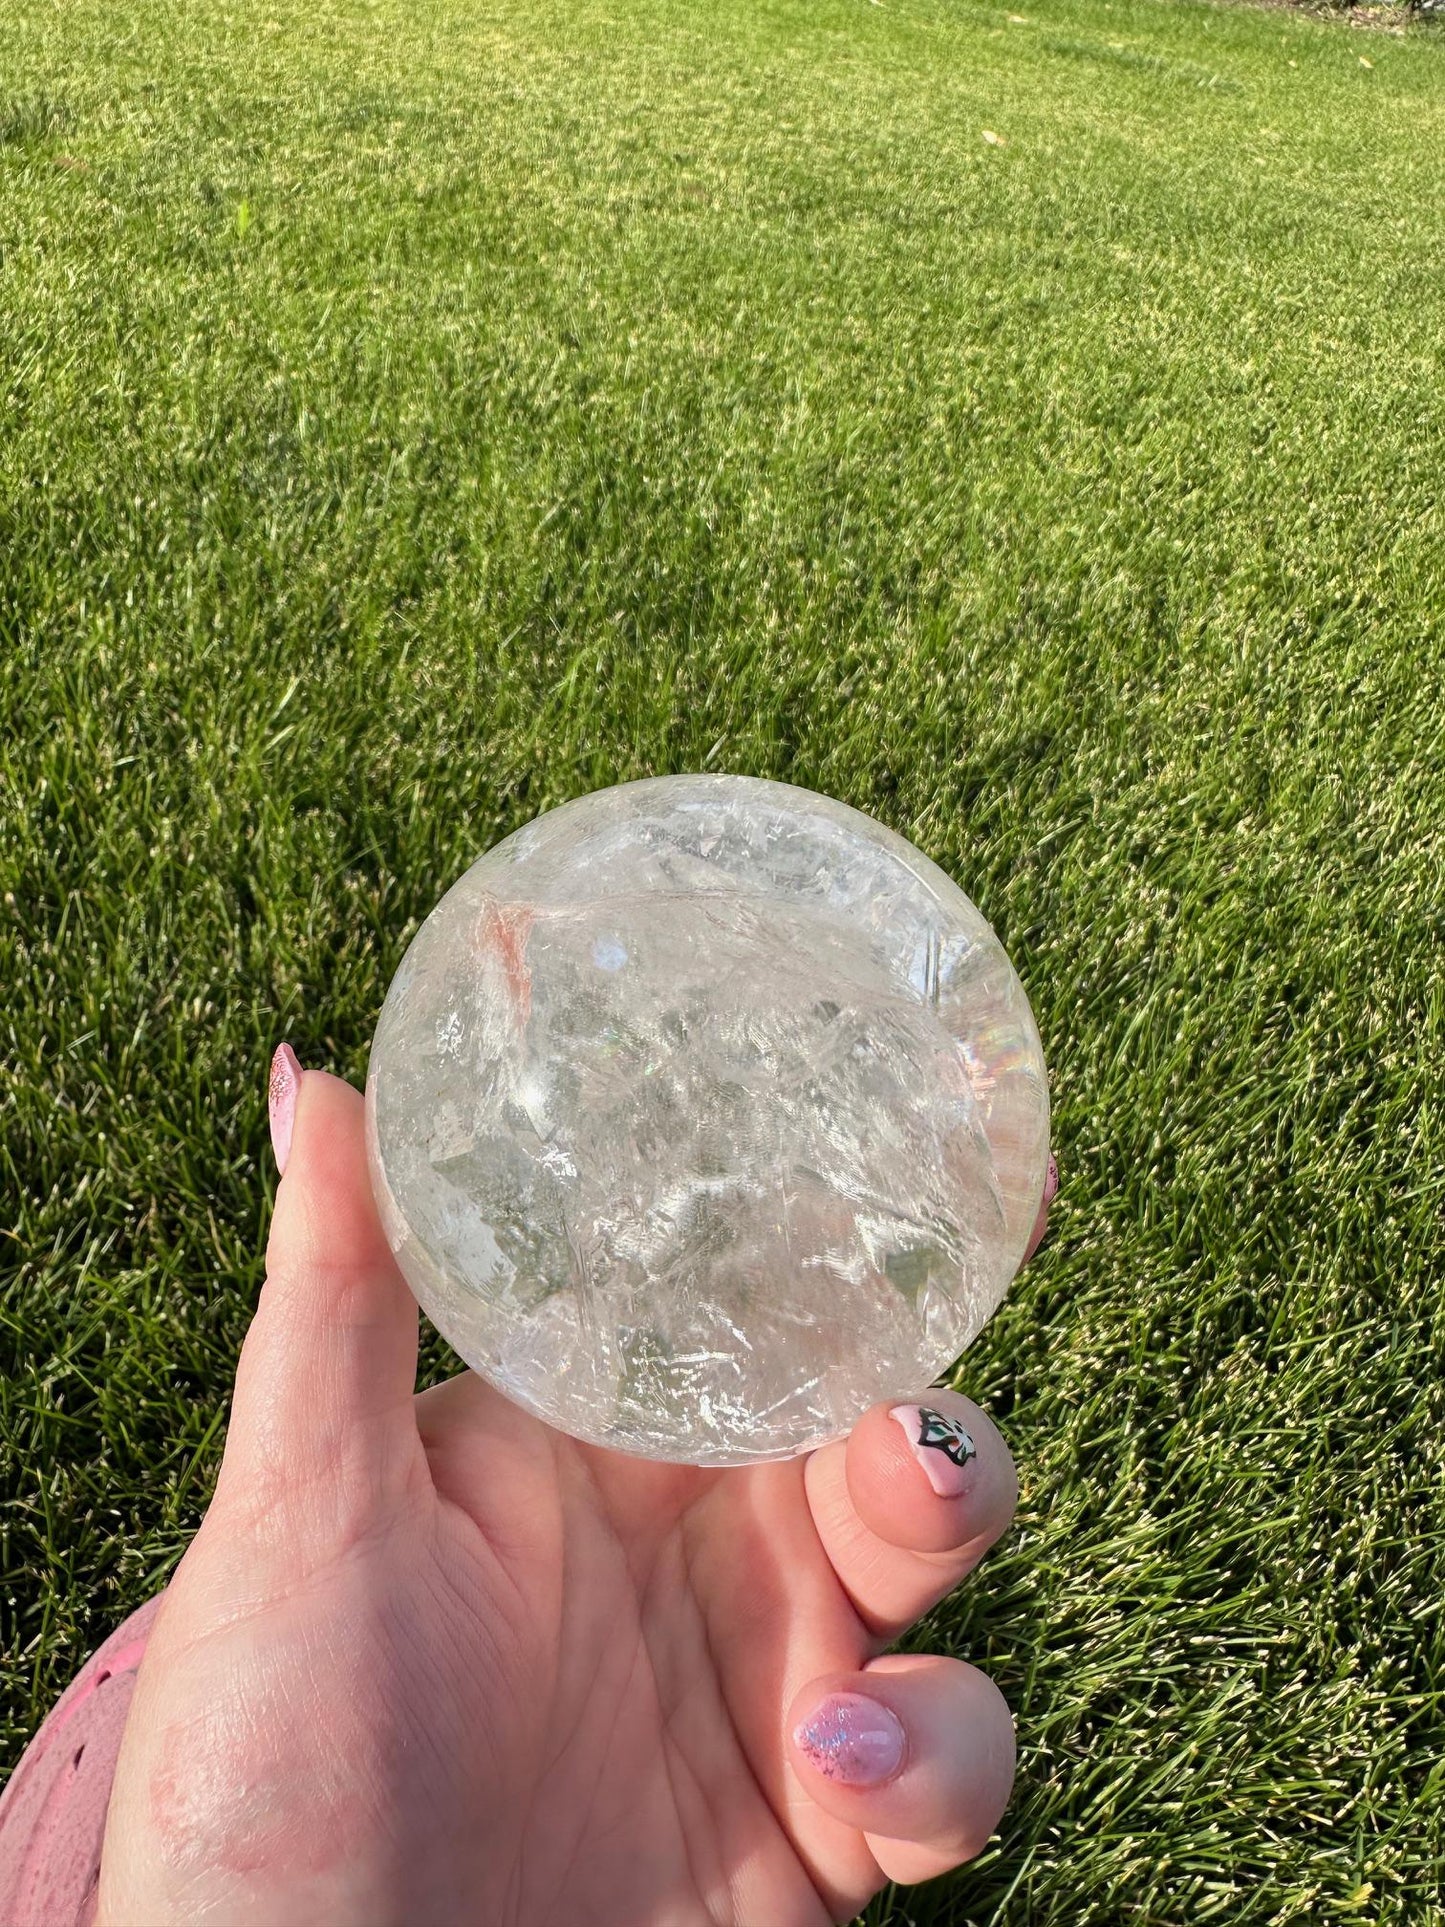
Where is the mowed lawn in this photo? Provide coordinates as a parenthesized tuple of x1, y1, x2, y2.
(3, 0, 1443, 1919)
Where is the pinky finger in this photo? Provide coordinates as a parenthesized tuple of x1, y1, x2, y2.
(786, 1653, 1015, 1886)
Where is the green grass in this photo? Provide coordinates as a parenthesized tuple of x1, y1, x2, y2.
(2, 0, 1443, 1918)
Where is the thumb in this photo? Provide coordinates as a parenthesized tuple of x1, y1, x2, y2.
(216, 1045, 421, 1512)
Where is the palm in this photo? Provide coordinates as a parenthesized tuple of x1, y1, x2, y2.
(99, 1067, 1032, 1927)
(412, 1379, 867, 1924)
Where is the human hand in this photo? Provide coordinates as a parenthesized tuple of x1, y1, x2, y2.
(97, 1049, 1054, 1926)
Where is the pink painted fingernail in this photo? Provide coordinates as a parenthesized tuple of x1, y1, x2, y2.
(1044, 1154, 1059, 1207)
(793, 1692, 907, 1787)
(268, 1043, 302, 1175)
(890, 1403, 978, 1497)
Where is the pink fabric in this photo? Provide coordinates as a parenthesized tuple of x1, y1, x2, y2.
(0, 1593, 165, 1927)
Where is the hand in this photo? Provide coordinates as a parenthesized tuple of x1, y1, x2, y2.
(99, 1051, 1054, 1927)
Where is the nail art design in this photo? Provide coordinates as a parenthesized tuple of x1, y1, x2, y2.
(793, 1693, 907, 1787)
(916, 1405, 977, 1469)
(890, 1402, 977, 1496)
(268, 1042, 302, 1176)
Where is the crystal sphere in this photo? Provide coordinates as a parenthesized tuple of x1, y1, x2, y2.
(365, 775, 1049, 1466)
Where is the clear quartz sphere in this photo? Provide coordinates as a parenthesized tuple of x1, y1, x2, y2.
(365, 775, 1050, 1466)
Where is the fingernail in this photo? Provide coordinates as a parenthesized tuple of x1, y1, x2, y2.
(268, 1043, 302, 1175)
(1044, 1154, 1059, 1207)
(889, 1403, 978, 1497)
(793, 1692, 907, 1787)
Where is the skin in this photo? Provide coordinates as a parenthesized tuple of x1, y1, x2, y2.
(98, 1068, 1049, 1927)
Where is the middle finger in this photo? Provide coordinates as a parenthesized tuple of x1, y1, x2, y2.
(804, 1390, 1019, 1643)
